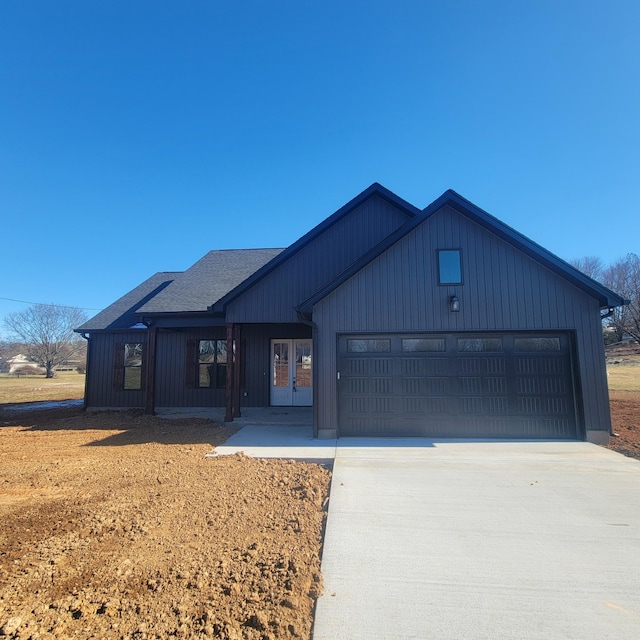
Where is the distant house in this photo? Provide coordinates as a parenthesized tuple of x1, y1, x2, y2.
(76, 184, 626, 443)
(7, 354, 44, 375)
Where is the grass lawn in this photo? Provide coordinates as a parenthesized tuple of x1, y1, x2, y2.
(607, 364, 640, 394)
(0, 371, 85, 404)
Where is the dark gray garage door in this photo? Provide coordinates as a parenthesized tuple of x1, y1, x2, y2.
(337, 333, 579, 438)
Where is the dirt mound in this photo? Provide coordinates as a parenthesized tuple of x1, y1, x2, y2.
(0, 408, 331, 639)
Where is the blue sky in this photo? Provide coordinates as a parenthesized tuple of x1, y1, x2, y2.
(1, 1, 638, 337)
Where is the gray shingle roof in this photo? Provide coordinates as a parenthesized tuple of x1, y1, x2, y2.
(137, 249, 284, 314)
(77, 249, 284, 331)
(76, 272, 181, 332)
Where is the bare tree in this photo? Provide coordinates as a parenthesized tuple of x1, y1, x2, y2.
(601, 253, 640, 343)
(569, 256, 605, 282)
(3, 304, 88, 378)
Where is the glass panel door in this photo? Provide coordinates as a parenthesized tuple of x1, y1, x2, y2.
(293, 339, 312, 406)
(273, 342, 289, 387)
(295, 341, 312, 388)
(270, 339, 312, 406)
(271, 340, 292, 405)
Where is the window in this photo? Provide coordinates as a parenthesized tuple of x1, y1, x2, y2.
(402, 338, 446, 352)
(514, 337, 561, 352)
(123, 343, 143, 390)
(347, 339, 391, 353)
(457, 338, 503, 352)
(438, 250, 462, 284)
(197, 339, 227, 388)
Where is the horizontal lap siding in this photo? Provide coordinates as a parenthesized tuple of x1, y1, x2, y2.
(314, 206, 611, 435)
(226, 195, 411, 323)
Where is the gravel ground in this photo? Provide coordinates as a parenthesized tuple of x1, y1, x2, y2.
(0, 408, 331, 639)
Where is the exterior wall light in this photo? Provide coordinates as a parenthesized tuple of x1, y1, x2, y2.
(450, 295, 460, 312)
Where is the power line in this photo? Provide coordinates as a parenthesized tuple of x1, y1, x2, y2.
(0, 297, 102, 311)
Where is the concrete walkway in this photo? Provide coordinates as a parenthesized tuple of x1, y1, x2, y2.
(210, 430, 640, 639)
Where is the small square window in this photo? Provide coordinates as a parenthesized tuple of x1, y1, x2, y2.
(438, 250, 462, 285)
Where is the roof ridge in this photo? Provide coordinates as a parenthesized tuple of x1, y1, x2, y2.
(298, 189, 627, 312)
(211, 183, 420, 311)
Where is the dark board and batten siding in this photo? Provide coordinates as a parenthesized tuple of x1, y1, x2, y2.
(85, 331, 148, 409)
(226, 195, 411, 324)
(89, 324, 311, 411)
(153, 324, 311, 409)
(313, 205, 611, 437)
(153, 329, 226, 409)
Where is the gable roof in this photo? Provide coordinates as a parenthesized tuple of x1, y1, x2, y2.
(76, 272, 181, 332)
(210, 183, 420, 312)
(298, 189, 627, 312)
(137, 248, 284, 314)
(77, 249, 283, 332)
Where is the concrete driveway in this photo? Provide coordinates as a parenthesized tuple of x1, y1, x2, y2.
(313, 440, 640, 640)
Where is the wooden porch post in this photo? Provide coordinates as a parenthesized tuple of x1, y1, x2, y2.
(225, 324, 234, 422)
(233, 324, 242, 418)
(145, 326, 157, 415)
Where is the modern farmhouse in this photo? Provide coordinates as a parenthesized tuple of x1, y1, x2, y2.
(76, 184, 625, 442)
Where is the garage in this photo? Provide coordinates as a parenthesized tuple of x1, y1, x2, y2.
(337, 332, 579, 439)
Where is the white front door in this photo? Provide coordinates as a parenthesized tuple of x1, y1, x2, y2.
(270, 339, 313, 406)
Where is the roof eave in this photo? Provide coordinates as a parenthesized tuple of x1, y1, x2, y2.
(298, 189, 628, 312)
(442, 191, 628, 310)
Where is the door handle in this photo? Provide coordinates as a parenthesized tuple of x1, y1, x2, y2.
(293, 378, 296, 392)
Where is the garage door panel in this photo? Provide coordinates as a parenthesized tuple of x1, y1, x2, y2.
(345, 359, 368, 375)
(424, 377, 449, 394)
(516, 357, 565, 375)
(486, 377, 507, 394)
(338, 332, 578, 439)
(401, 397, 424, 413)
(401, 358, 422, 374)
(518, 418, 574, 438)
(517, 377, 568, 395)
(460, 377, 482, 393)
(371, 377, 392, 393)
(423, 358, 449, 374)
(458, 357, 506, 375)
(401, 378, 421, 394)
(484, 397, 509, 414)
(518, 397, 570, 415)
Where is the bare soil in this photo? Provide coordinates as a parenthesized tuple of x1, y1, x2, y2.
(0, 408, 331, 639)
(1, 343, 638, 639)
(605, 341, 640, 461)
(607, 389, 640, 459)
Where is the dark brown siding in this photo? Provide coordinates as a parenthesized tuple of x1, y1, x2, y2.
(226, 195, 411, 323)
(313, 205, 611, 437)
